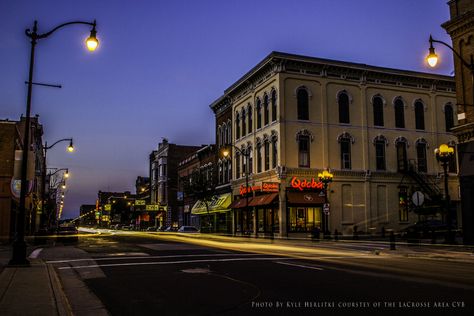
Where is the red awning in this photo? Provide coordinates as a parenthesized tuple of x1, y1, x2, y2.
(248, 193, 279, 207)
(228, 197, 253, 209)
(287, 191, 325, 204)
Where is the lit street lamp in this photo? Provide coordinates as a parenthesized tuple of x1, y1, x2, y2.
(434, 144, 455, 243)
(10, 20, 98, 266)
(222, 144, 251, 236)
(318, 169, 333, 237)
(41, 138, 74, 229)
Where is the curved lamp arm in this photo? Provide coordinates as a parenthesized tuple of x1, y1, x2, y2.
(45, 138, 73, 150)
(26, 20, 96, 41)
(222, 143, 251, 157)
(430, 35, 474, 71)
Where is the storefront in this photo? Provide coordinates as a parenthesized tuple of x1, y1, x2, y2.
(286, 191, 325, 233)
(191, 193, 232, 233)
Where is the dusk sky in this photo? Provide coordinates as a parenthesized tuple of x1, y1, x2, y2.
(0, 0, 454, 219)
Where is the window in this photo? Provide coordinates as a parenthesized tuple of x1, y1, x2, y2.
(235, 152, 240, 179)
(242, 149, 247, 175)
(235, 113, 240, 139)
(340, 138, 351, 169)
(395, 98, 405, 128)
(396, 141, 408, 172)
(264, 94, 269, 126)
(242, 108, 246, 136)
(227, 121, 232, 144)
(248, 147, 253, 175)
(288, 207, 321, 232)
(248, 105, 253, 133)
(297, 88, 309, 120)
(373, 96, 384, 126)
(218, 161, 223, 184)
(415, 100, 425, 130)
(217, 126, 221, 147)
(416, 141, 427, 173)
(257, 142, 262, 173)
(448, 145, 457, 173)
(264, 140, 270, 171)
(338, 92, 350, 124)
(445, 103, 454, 132)
(256, 98, 262, 129)
(271, 90, 277, 122)
(298, 135, 310, 167)
(375, 140, 386, 171)
(272, 137, 278, 169)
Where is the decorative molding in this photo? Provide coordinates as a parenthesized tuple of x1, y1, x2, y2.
(394, 136, 409, 148)
(370, 93, 387, 107)
(336, 89, 353, 104)
(412, 98, 427, 112)
(372, 135, 389, 146)
(337, 132, 355, 144)
(296, 129, 314, 142)
(415, 137, 429, 149)
(392, 96, 407, 108)
(293, 85, 313, 99)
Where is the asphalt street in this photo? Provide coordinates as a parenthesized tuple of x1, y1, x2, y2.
(37, 229, 474, 315)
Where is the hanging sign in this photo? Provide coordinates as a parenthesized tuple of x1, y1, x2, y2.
(290, 177, 324, 191)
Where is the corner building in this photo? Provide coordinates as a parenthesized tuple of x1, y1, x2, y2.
(214, 52, 459, 237)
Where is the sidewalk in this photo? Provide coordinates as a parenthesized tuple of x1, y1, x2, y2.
(0, 245, 71, 316)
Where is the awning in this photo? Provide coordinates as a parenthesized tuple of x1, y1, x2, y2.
(248, 193, 279, 207)
(191, 193, 232, 215)
(228, 197, 252, 209)
(287, 191, 325, 204)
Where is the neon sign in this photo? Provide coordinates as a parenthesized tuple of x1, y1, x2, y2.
(290, 177, 323, 191)
(240, 182, 279, 196)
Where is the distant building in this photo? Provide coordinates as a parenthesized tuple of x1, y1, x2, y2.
(79, 204, 96, 226)
(149, 139, 203, 228)
(211, 51, 458, 237)
(97, 190, 135, 227)
(0, 116, 44, 240)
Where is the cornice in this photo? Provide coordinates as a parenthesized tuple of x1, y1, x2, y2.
(442, 10, 474, 37)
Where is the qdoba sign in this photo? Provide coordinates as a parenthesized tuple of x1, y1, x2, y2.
(290, 177, 324, 191)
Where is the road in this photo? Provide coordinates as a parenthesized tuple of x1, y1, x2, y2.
(37, 229, 474, 315)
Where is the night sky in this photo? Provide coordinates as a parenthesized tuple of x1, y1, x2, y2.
(0, 0, 454, 219)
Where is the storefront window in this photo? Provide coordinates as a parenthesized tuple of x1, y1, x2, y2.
(288, 207, 321, 232)
(258, 209, 264, 232)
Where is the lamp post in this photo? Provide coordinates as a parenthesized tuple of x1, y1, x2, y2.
(46, 168, 69, 232)
(222, 144, 251, 236)
(318, 169, 333, 238)
(41, 139, 74, 229)
(434, 144, 455, 243)
(9, 20, 98, 266)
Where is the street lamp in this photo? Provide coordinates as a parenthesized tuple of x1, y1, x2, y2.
(41, 138, 74, 229)
(434, 144, 455, 243)
(318, 169, 334, 237)
(222, 144, 251, 236)
(10, 20, 98, 266)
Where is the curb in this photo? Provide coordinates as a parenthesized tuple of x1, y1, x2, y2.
(47, 263, 73, 316)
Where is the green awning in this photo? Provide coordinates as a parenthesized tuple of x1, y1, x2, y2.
(191, 193, 232, 215)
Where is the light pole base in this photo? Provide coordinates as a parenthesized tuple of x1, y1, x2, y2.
(8, 241, 30, 266)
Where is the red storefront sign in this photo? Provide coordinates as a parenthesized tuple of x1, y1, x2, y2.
(240, 182, 279, 196)
(290, 177, 324, 191)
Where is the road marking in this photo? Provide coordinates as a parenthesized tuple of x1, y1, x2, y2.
(29, 248, 43, 259)
(275, 261, 324, 270)
(57, 257, 295, 270)
(46, 253, 271, 264)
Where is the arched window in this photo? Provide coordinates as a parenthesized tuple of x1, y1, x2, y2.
(235, 152, 241, 179)
(271, 135, 278, 169)
(395, 137, 408, 172)
(338, 133, 352, 170)
(373, 96, 384, 127)
(271, 89, 277, 122)
(256, 98, 262, 129)
(373, 135, 387, 171)
(241, 108, 246, 136)
(223, 160, 228, 183)
(257, 141, 262, 173)
(445, 103, 454, 132)
(416, 139, 427, 173)
(217, 126, 221, 147)
(264, 94, 269, 126)
(248, 105, 253, 134)
(226, 121, 232, 144)
(414, 100, 425, 130)
(235, 112, 240, 139)
(248, 146, 253, 175)
(394, 98, 405, 128)
(264, 139, 270, 171)
(298, 136, 310, 167)
(297, 88, 309, 120)
(338, 91, 350, 124)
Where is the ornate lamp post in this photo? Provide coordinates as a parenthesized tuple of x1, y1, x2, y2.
(434, 144, 455, 243)
(41, 139, 74, 229)
(10, 20, 98, 266)
(318, 169, 333, 237)
(222, 144, 251, 236)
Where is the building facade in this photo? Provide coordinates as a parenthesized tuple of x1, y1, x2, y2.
(0, 116, 44, 240)
(212, 52, 458, 238)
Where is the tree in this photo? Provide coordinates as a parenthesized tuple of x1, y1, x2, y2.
(184, 167, 217, 233)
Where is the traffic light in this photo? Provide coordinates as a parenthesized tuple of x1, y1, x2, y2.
(399, 187, 408, 208)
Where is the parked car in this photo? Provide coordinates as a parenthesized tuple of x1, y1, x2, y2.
(177, 226, 200, 233)
(164, 226, 178, 232)
(156, 226, 167, 232)
(399, 220, 456, 239)
(57, 225, 79, 242)
(146, 227, 157, 232)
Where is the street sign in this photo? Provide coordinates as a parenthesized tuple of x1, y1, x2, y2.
(323, 203, 330, 215)
(412, 191, 425, 207)
(135, 200, 146, 206)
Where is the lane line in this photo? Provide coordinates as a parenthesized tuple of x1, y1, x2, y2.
(275, 261, 324, 271)
(29, 248, 43, 259)
(58, 257, 295, 270)
(46, 253, 275, 264)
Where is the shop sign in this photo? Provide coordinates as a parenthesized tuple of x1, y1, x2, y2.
(135, 200, 146, 206)
(104, 204, 112, 211)
(290, 177, 323, 191)
(262, 182, 279, 192)
(146, 204, 159, 211)
(239, 185, 261, 195)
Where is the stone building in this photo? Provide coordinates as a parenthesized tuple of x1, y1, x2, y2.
(212, 51, 458, 238)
